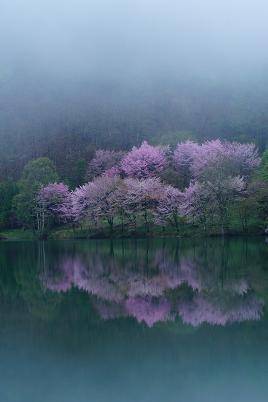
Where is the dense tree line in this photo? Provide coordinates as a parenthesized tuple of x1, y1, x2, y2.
(1, 138, 268, 238)
(1, 79, 268, 183)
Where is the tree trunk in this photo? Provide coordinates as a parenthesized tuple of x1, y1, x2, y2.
(144, 211, 149, 233)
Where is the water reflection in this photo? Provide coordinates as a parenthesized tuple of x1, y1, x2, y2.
(40, 239, 264, 327)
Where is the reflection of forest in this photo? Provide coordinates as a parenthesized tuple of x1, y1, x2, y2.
(39, 239, 265, 327)
(1, 241, 268, 402)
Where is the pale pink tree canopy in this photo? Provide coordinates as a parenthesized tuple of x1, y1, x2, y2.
(173, 140, 200, 171)
(72, 175, 124, 227)
(123, 177, 165, 216)
(37, 138, 261, 235)
(180, 181, 209, 221)
(180, 176, 246, 229)
(37, 182, 72, 222)
(191, 140, 260, 180)
(174, 139, 259, 231)
(87, 149, 125, 179)
(174, 139, 260, 183)
(71, 181, 96, 222)
(121, 141, 168, 179)
(155, 185, 184, 229)
(87, 175, 123, 226)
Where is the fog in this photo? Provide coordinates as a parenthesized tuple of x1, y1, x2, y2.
(2, 0, 268, 80)
(1, 0, 268, 170)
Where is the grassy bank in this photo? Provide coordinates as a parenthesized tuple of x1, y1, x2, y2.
(0, 229, 35, 241)
(1, 221, 265, 241)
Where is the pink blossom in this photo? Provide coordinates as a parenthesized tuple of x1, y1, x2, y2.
(173, 140, 200, 171)
(37, 182, 72, 222)
(155, 185, 183, 229)
(71, 182, 96, 222)
(87, 149, 124, 179)
(121, 141, 167, 179)
(180, 181, 210, 222)
(124, 177, 164, 213)
(71, 175, 124, 227)
(191, 140, 260, 179)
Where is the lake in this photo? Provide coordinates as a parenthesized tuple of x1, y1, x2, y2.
(0, 237, 268, 402)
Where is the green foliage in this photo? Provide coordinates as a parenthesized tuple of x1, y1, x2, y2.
(13, 157, 59, 229)
(260, 149, 268, 181)
(0, 180, 18, 229)
(19, 157, 59, 190)
(68, 158, 87, 189)
(0, 229, 35, 240)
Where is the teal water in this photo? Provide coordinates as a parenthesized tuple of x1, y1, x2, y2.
(0, 237, 268, 402)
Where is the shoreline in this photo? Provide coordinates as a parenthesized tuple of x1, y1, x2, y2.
(0, 227, 266, 242)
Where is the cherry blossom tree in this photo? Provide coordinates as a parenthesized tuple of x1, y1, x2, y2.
(173, 139, 259, 234)
(173, 140, 200, 187)
(124, 177, 165, 231)
(174, 139, 260, 183)
(180, 181, 212, 231)
(121, 141, 168, 179)
(35, 138, 261, 236)
(87, 149, 125, 179)
(181, 177, 245, 234)
(190, 140, 260, 180)
(72, 175, 124, 232)
(71, 181, 96, 223)
(91, 175, 125, 231)
(37, 183, 72, 232)
(155, 185, 184, 232)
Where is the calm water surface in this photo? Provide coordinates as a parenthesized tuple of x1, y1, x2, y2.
(0, 237, 268, 402)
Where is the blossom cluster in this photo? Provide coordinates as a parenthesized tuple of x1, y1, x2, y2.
(37, 139, 260, 232)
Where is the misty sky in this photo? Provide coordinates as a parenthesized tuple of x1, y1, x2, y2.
(1, 0, 268, 84)
(1, 0, 268, 156)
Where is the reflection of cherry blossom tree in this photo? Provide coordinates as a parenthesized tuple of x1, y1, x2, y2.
(93, 300, 128, 321)
(126, 297, 172, 327)
(178, 293, 263, 327)
(43, 255, 124, 302)
(41, 242, 264, 328)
